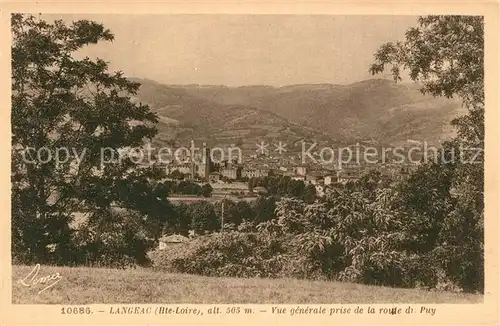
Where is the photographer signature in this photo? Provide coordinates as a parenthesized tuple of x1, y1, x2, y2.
(17, 264, 63, 294)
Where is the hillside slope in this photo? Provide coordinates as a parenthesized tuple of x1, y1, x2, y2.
(128, 78, 466, 151)
(175, 79, 465, 145)
(129, 78, 339, 152)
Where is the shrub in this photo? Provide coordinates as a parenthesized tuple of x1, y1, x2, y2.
(189, 202, 220, 233)
(279, 231, 341, 280)
(152, 231, 285, 278)
(152, 228, 345, 281)
(70, 210, 154, 268)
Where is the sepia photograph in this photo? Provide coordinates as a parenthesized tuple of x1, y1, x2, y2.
(8, 11, 488, 308)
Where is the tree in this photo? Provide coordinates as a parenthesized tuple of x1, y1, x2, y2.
(201, 183, 213, 198)
(251, 196, 277, 223)
(189, 202, 220, 233)
(234, 200, 255, 222)
(304, 202, 331, 230)
(370, 15, 484, 292)
(169, 169, 185, 180)
(214, 199, 236, 225)
(370, 16, 483, 120)
(393, 161, 455, 253)
(370, 16, 484, 165)
(247, 178, 254, 192)
(166, 203, 191, 236)
(302, 184, 317, 204)
(287, 179, 305, 198)
(11, 14, 169, 265)
(275, 197, 307, 234)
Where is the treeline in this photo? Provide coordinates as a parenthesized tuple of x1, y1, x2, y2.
(162, 180, 213, 197)
(248, 175, 317, 203)
(164, 196, 277, 236)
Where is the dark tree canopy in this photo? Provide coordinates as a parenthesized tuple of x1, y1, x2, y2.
(11, 14, 170, 264)
(370, 15, 484, 292)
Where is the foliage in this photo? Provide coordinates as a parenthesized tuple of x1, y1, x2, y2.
(201, 183, 213, 197)
(248, 175, 316, 202)
(370, 16, 483, 113)
(162, 180, 212, 197)
(303, 184, 317, 203)
(168, 169, 186, 180)
(152, 231, 285, 278)
(162, 203, 191, 236)
(274, 197, 308, 234)
(189, 202, 220, 234)
(71, 210, 154, 268)
(156, 176, 480, 292)
(250, 196, 277, 223)
(370, 15, 484, 293)
(11, 14, 169, 266)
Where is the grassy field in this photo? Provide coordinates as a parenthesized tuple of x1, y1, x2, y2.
(12, 265, 482, 304)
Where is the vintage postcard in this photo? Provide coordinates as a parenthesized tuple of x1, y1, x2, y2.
(0, 1, 498, 325)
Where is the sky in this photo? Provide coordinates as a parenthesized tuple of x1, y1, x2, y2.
(44, 14, 418, 87)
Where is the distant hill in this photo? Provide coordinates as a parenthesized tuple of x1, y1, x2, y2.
(128, 78, 335, 153)
(173, 79, 465, 145)
(129, 77, 466, 151)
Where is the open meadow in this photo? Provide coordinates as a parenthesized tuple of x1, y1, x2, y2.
(12, 265, 482, 304)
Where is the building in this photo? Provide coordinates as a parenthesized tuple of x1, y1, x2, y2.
(165, 146, 213, 181)
(337, 174, 359, 184)
(220, 163, 242, 180)
(306, 175, 318, 185)
(253, 186, 268, 195)
(192, 147, 212, 180)
(158, 234, 189, 250)
(305, 172, 324, 185)
(336, 168, 361, 184)
(324, 175, 337, 185)
(315, 184, 325, 197)
(242, 168, 269, 178)
(166, 163, 192, 176)
(208, 172, 221, 183)
(221, 168, 238, 180)
(291, 175, 306, 181)
(305, 171, 325, 185)
(279, 170, 294, 177)
(388, 165, 414, 181)
(295, 166, 307, 176)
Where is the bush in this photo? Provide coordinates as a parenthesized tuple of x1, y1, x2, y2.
(69, 210, 155, 268)
(152, 231, 285, 278)
(189, 202, 220, 233)
(152, 228, 345, 281)
(201, 183, 213, 197)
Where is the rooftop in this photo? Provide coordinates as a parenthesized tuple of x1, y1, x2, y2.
(159, 234, 189, 243)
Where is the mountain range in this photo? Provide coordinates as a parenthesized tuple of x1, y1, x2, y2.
(128, 77, 466, 152)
